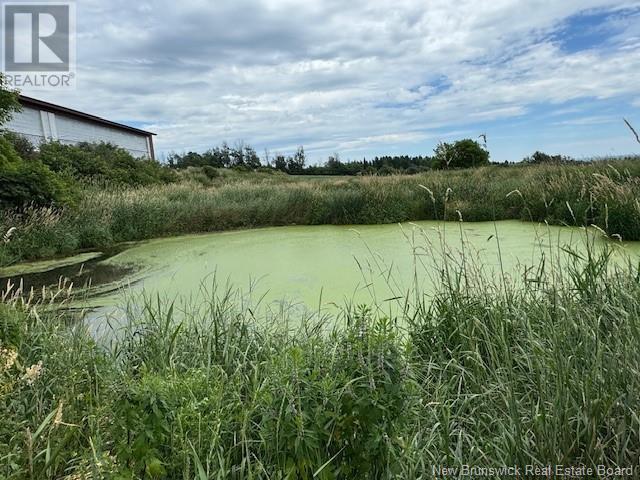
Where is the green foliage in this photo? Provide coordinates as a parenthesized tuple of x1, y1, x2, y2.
(0, 302, 110, 479)
(0, 207, 80, 263)
(0, 303, 26, 347)
(269, 146, 307, 174)
(112, 374, 173, 478)
(0, 134, 174, 212)
(38, 141, 176, 186)
(0, 136, 77, 209)
(523, 151, 574, 164)
(256, 308, 409, 478)
(168, 142, 263, 170)
(286, 146, 306, 174)
(274, 154, 287, 172)
(168, 141, 434, 176)
(433, 139, 490, 169)
(5, 158, 640, 266)
(2, 238, 640, 477)
(0, 74, 20, 126)
(201, 165, 219, 179)
(2, 132, 37, 160)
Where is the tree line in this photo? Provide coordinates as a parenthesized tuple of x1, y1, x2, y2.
(166, 138, 492, 175)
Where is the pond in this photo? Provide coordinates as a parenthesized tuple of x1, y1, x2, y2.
(2, 220, 639, 325)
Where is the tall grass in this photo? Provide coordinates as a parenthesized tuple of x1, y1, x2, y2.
(2, 159, 640, 267)
(1, 225, 640, 478)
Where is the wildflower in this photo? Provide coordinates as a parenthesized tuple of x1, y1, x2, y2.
(0, 347, 18, 372)
(22, 360, 43, 386)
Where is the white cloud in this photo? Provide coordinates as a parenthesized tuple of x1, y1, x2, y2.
(30, 0, 640, 161)
(554, 115, 616, 126)
(337, 132, 428, 151)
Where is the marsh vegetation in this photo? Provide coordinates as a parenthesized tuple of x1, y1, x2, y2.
(2, 229, 640, 478)
(3, 155, 640, 268)
(2, 85, 640, 477)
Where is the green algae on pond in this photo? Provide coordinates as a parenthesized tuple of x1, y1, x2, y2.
(85, 220, 640, 314)
(4, 220, 639, 318)
(0, 252, 102, 277)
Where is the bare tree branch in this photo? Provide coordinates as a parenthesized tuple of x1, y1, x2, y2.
(624, 118, 640, 144)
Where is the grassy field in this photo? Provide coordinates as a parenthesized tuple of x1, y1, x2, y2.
(2, 158, 640, 268)
(2, 160, 640, 477)
(1, 232, 639, 478)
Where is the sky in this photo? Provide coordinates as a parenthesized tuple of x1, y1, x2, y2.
(27, 0, 640, 163)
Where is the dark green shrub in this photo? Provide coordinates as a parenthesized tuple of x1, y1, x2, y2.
(523, 151, 581, 165)
(258, 310, 411, 478)
(38, 141, 176, 186)
(0, 136, 77, 208)
(112, 374, 173, 478)
(201, 165, 219, 179)
(524, 151, 566, 164)
(76, 220, 113, 249)
(377, 165, 397, 176)
(38, 141, 105, 177)
(433, 139, 489, 169)
(1, 131, 37, 160)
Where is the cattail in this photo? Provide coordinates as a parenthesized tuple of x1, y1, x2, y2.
(3, 227, 16, 243)
(506, 189, 523, 200)
(445, 187, 453, 202)
(418, 184, 436, 204)
(53, 401, 64, 426)
(565, 202, 576, 223)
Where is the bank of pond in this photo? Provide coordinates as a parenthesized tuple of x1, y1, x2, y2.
(1, 220, 639, 327)
(2, 219, 640, 478)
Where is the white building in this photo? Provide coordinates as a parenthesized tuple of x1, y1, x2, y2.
(4, 95, 156, 159)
